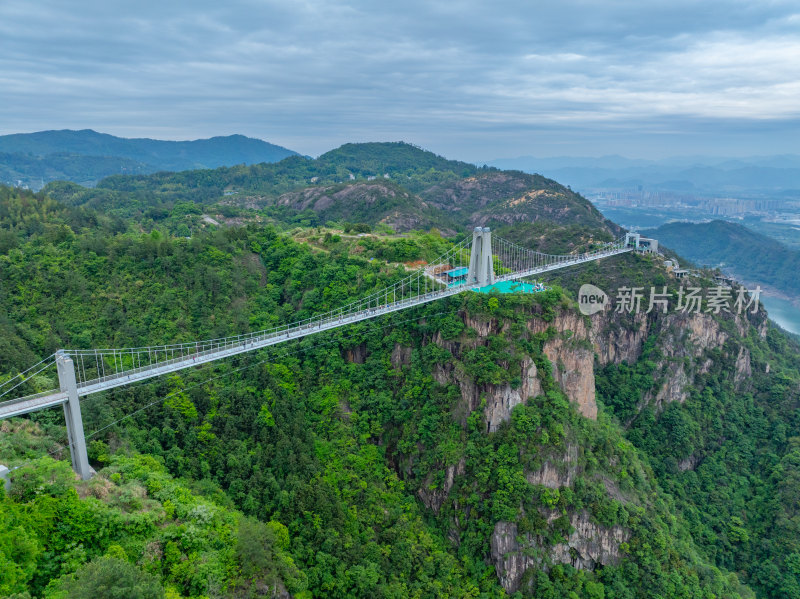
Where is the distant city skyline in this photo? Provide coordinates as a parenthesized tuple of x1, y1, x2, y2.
(1, 0, 798, 162)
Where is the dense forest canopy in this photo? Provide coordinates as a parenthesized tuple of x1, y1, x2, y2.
(39, 142, 618, 243)
(1, 143, 799, 599)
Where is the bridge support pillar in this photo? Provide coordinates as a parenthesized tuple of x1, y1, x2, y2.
(467, 227, 495, 288)
(56, 352, 92, 480)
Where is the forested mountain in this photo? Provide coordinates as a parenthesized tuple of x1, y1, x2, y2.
(646, 220, 800, 300)
(1, 144, 800, 599)
(0, 151, 153, 189)
(43, 142, 619, 247)
(0, 129, 298, 190)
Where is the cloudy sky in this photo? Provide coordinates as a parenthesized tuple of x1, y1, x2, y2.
(1, 0, 799, 161)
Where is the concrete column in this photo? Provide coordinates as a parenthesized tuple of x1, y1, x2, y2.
(467, 227, 483, 286)
(481, 227, 495, 286)
(56, 352, 92, 480)
(467, 227, 495, 287)
(0, 464, 10, 492)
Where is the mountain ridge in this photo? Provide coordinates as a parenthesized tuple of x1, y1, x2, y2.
(645, 219, 800, 303)
(42, 141, 619, 246)
(0, 129, 299, 190)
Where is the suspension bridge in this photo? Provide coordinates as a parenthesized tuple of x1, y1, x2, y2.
(0, 228, 650, 479)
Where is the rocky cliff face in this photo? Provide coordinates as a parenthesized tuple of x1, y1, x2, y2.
(589, 311, 649, 366)
(525, 443, 579, 488)
(491, 511, 630, 593)
(367, 301, 764, 593)
(484, 356, 543, 432)
(417, 458, 466, 514)
(431, 310, 599, 427)
(588, 308, 759, 412)
(274, 181, 433, 231)
(734, 346, 753, 385)
(343, 343, 367, 364)
(524, 311, 597, 419)
(419, 308, 598, 514)
(543, 338, 596, 420)
(454, 304, 762, 592)
(381, 301, 759, 439)
(643, 311, 754, 409)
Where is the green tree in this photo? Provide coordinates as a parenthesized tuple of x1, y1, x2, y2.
(52, 556, 164, 599)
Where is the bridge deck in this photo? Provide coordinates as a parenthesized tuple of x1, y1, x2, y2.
(0, 245, 631, 421)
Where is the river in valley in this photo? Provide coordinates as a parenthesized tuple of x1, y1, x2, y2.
(760, 294, 800, 336)
(594, 205, 800, 336)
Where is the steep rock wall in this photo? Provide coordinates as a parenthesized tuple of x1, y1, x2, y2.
(525, 443, 579, 489)
(589, 311, 649, 366)
(430, 309, 599, 427)
(491, 511, 630, 593)
(524, 311, 597, 419)
(589, 308, 756, 412)
(543, 338, 596, 420)
(484, 357, 543, 432)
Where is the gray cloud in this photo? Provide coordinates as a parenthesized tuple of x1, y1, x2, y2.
(1, 0, 798, 160)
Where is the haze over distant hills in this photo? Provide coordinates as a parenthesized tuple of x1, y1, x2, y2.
(645, 220, 800, 302)
(0, 129, 298, 190)
(43, 141, 619, 250)
(488, 154, 800, 196)
(4, 140, 800, 598)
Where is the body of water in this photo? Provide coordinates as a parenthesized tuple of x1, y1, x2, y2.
(593, 204, 800, 336)
(760, 294, 800, 335)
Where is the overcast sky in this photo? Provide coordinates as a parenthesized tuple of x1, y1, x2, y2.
(1, 0, 799, 161)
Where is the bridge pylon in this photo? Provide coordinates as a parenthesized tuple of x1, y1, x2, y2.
(467, 227, 495, 288)
(56, 351, 92, 480)
(0, 229, 641, 471)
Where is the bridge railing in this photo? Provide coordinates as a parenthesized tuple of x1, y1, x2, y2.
(66, 281, 470, 396)
(1, 232, 636, 414)
(55, 235, 473, 390)
(492, 234, 629, 278)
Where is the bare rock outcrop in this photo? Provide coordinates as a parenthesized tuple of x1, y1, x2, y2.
(525, 443, 579, 489)
(543, 337, 596, 420)
(432, 362, 481, 426)
(684, 312, 729, 352)
(343, 343, 367, 364)
(588, 309, 756, 413)
(491, 511, 629, 593)
(417, 458, 466, 514)
(485, 357, 542, 432)
(433, 303, 753, 427)
(589, 311, 649, 366)
(653, 362, 690, 406)
(734, 346, 752, 386)
(433, 309, 598, 428)
(646, 312, 754, 409)
(465, 313, 497, 338)
(390, 343, 412, 369)
(524, 311, 598, 419)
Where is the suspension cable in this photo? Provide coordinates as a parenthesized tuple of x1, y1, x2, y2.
(0, 355, 57, 400)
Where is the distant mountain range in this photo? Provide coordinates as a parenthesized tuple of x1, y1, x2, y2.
(0, 129, 298, 189)
(488, 154, 800, 196)
(41, 141, 619, 251)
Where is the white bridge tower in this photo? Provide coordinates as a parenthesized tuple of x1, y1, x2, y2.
(466, 227, 495, 287)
